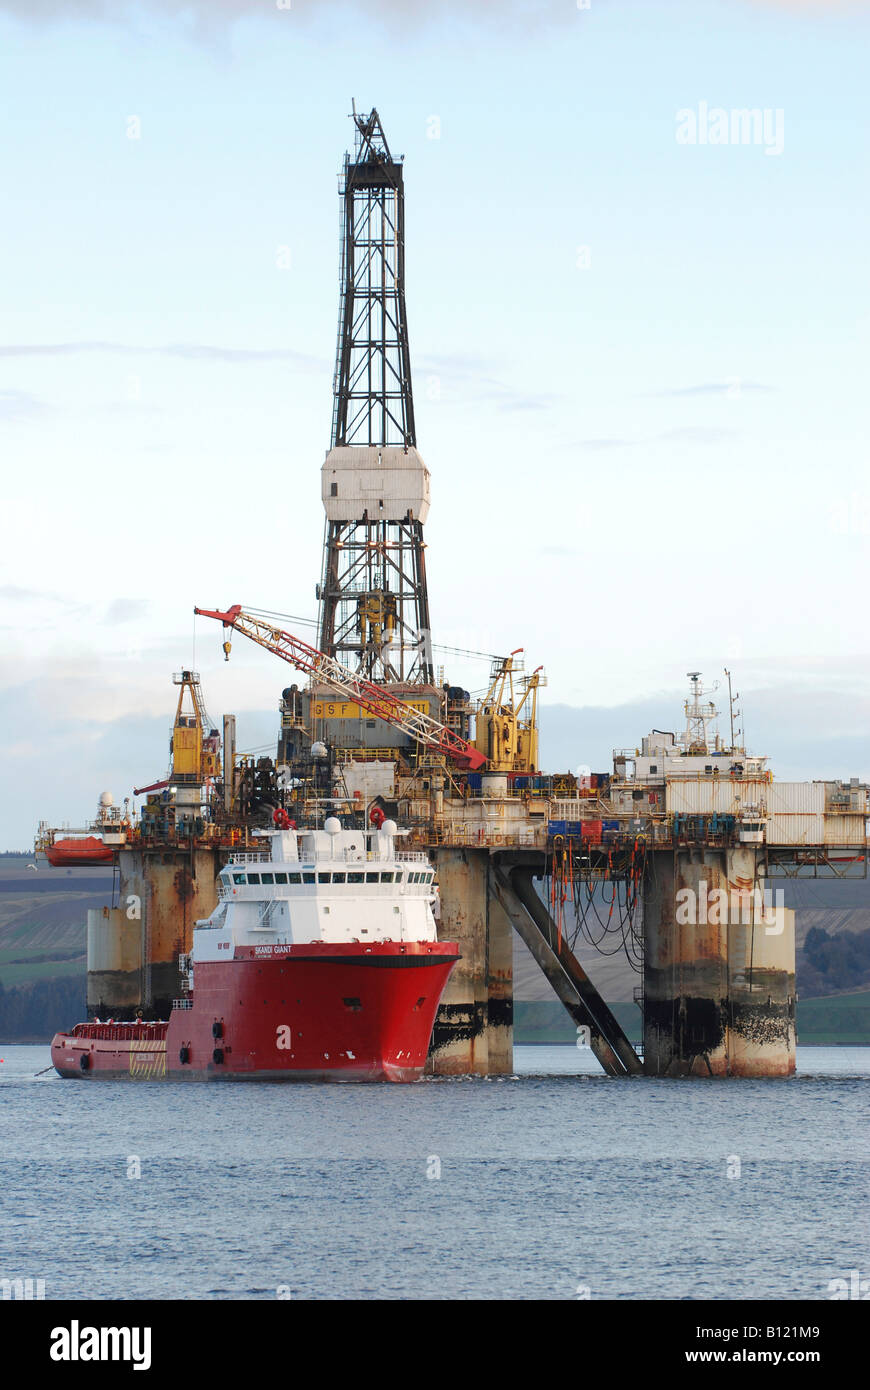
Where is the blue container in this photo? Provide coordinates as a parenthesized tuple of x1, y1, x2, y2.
(548, 820, 568, 837)
(467, 773, 482, 790)
(602, 820, 619, 831)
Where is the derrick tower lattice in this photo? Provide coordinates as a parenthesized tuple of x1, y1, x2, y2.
(317, 107, 433, 685)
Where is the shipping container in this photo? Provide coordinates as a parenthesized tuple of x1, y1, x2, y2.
(822, 814, 868, 846)
(765, 782, 826, 815)
(765, 813, 825, 846)
(666, 777, 770, 815)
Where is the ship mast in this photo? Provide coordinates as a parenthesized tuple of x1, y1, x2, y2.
(682, 671, 721, 755)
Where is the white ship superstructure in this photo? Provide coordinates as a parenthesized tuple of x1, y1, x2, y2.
(193, 818, 439, 962)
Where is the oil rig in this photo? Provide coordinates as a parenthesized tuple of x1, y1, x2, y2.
(38, 107, 869, 1078)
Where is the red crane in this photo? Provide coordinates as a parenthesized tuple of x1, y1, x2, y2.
(194, 605, 487, 771)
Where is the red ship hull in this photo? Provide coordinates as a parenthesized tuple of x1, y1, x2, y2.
(51, 941, 459, 1083)
(45, 836, 114, 867)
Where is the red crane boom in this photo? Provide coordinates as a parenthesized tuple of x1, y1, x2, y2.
(194, 605, 487, 771)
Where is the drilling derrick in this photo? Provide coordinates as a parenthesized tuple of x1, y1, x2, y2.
(318, 106, 433, 684)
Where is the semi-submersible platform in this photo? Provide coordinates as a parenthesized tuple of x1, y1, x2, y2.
(37, 108, 870, 1079)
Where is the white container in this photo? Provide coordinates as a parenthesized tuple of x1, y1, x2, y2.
(665, 778, 770, 816)
(822, 814, 868, 846)
(322, 445, 430, 523)
(765, 813, 825, 846)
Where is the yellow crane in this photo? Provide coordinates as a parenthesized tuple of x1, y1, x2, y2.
(133, 671, 221, 795)
(473, 650, 545, 773)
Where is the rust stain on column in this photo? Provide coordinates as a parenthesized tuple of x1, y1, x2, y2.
(426, 846, 513, 1075)
(88, 846, 222, 1019)
(643, 847, 796, 1077)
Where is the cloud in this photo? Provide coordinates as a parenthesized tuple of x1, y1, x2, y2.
(0, 342, 324, 368)
(0, 389, 50, 422)
(0, 0, 571, 25)
(103, 599, 152, 625)
(418, 352, 558, 413)
(747, 1, 868, 9)
(659, 425, 738, 444)
(575, 426, 737, 451)
(0, 584, 71, 603)
(540, 683, 870, 784)
(575, 437, 636, 451)
(1, 0, 864, 38)
(0, 674, 280, 849)
(654, 381, 773, 397)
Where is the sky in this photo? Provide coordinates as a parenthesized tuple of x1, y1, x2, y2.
(0, 0, 868, 847)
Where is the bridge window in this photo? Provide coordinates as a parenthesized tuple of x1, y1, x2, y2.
(333, 872, 346, 884)
(303, 873, 316, 885)
(248, 873, 261, 885)
(318, 873, 332, 884)
(348, 872, 364, 884)
(287, 873, 301, 885)
(274, 873, 287, 885)
(365, 872, 379, 884)
(380, 871, 395, 883)
(261, 873, 274, 885)
(232, 872, 246, 885)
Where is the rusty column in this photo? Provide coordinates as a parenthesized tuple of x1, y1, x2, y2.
(426, 846, 513, 1075)
(87, 846, 223, 1020)
(642, 847, 795, 1076)
(724, 845, 796, 1076)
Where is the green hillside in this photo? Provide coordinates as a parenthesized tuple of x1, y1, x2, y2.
(2, 854, 870, 1046)
(513, 993, 870, 1047)
(0, 857, 107, 1039)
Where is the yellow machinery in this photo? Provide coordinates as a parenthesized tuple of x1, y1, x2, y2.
(134, 671, 221, 798)
(358, 592, 397, 660)
(473, 650, 545, 773)
(170, 670, 220, 783)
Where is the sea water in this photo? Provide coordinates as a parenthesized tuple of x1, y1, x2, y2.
(1, 1045, 867, 1300)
